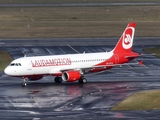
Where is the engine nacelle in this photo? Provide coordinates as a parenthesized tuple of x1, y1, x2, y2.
(28, 75, 43, 81)
(62, 71, 81, 82)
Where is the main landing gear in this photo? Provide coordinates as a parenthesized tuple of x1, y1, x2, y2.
(54, 76, 62, 83)
(54, 76, 87, 84)
(79, 77, 87, 84)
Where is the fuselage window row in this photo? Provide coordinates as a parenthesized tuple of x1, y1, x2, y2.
(71, 59, 106, 63)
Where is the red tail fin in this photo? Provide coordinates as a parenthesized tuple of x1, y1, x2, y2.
(113, 22, 136, 53)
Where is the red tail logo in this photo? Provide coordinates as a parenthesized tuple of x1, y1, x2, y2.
(113, 22, 136, 53)
(122, 27, 134, 49)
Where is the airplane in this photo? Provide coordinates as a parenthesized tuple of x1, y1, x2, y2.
(4, 22, 140, 86)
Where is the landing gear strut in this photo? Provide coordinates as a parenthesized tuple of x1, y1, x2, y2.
(54, 76, 62, 83)
(79, 77, 87, 84)
(21, 77, 27, 87)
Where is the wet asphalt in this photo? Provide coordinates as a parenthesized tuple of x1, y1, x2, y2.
(0, 2, 159, 7)
(0, 39, 160, 119)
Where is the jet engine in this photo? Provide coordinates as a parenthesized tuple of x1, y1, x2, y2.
(62, 71, 81, 82)
(28, 75, 43, 81)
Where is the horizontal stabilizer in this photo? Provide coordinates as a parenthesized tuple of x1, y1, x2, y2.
(125, 55, 139, 59)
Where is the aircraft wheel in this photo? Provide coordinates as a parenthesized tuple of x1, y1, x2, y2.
(21, 82, 27, 87)
(54, 77, 62, 83)
(79, 77, 87, 84)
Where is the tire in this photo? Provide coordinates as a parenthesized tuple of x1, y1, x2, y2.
(54, 77, 62, 83)
(79, 78, 87, 84)
(21, 82, 27, 87)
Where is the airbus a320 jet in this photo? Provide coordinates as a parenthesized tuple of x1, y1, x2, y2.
(4, 22, 140, 86)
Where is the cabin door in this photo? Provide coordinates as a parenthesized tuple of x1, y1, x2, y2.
(26, 60, 32, 70)
(114, 54, 119, 64)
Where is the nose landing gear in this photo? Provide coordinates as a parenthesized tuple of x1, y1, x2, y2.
(21, 77, 27, 87)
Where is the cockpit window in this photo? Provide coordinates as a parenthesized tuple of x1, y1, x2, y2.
(10, 63, 15, 66)
(10, 63, 22, 66)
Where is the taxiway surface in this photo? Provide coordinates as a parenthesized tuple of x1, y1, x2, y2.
(0, 39, 160, 119)
(0, 2, 159, 7)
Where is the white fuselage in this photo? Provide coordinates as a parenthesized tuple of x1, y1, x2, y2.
(4, 51, 114, 77)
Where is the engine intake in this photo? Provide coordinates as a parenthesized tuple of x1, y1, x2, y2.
(62, 71, 81, 82)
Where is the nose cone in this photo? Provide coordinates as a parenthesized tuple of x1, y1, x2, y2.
(4, 67, 12, 76)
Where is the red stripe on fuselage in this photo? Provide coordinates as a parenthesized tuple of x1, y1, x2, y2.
(95, 52, 139, 66)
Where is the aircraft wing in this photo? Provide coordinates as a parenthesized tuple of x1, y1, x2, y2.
(59, 61, 143, 73)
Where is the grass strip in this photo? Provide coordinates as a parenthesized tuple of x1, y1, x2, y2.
(0, 6, 160, 38)
(144, 47, 160, 58)
(112, 90, 160, 110)
(0, 50, 13, 71)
